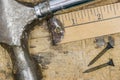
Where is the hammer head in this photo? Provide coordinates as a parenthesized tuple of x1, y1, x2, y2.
(0, 0, 36, 46)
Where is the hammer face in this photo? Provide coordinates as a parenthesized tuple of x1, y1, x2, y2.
(0, 0, 36, 46)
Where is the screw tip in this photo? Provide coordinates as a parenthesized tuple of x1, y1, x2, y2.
(83, 71, 87, 73)
(88, 64, 91, 66)
(88, 62, 93, 66)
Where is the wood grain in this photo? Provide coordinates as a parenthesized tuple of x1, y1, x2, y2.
(0, 0, 119, 80)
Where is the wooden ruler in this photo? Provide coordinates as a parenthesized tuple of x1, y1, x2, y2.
(55, 3, 120, 44)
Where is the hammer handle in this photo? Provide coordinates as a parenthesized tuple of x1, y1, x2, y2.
(34, 0, 93, 18)
(13, 46, 41, 80)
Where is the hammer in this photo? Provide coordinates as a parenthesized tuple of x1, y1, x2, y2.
(0, 0, 92, 80)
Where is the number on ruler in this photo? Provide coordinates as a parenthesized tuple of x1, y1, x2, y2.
(97, 13, 102, 20)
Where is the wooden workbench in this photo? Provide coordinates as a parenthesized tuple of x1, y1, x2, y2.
(0, 0, 120, 80)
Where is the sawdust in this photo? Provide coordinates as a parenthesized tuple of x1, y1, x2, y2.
(0, 0, 119, 80)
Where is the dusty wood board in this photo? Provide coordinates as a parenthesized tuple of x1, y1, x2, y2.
(29, 0, 120, 80)
(29, 34, 120, 80)
(0, 0, 119, 80)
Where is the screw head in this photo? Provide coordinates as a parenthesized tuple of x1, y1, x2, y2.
(107, 59, 115, 66)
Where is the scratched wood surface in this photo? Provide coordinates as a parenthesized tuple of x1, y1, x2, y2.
(0, 0, 120, 80)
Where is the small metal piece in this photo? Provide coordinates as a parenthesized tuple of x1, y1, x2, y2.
(88, 41, 114, 66)
(84, 59, 114, 73)
(47, 16, 65, 45)
(108, 36, 115, 47)
(95, 36, 106, 48)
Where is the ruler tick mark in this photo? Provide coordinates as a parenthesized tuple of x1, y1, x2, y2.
(110, 4, 112, 11)
(106, 5, 110, 13)
(87, 9, 91, 21)
(93, 7, 96, 16)
(83, 9, 87, 17)
(72, 19, 76, 25)
(90, 8, 93, 15)
(81, 10, 84, 19)
(113, 4, 116, 15)
(55, 3, 120, 28)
